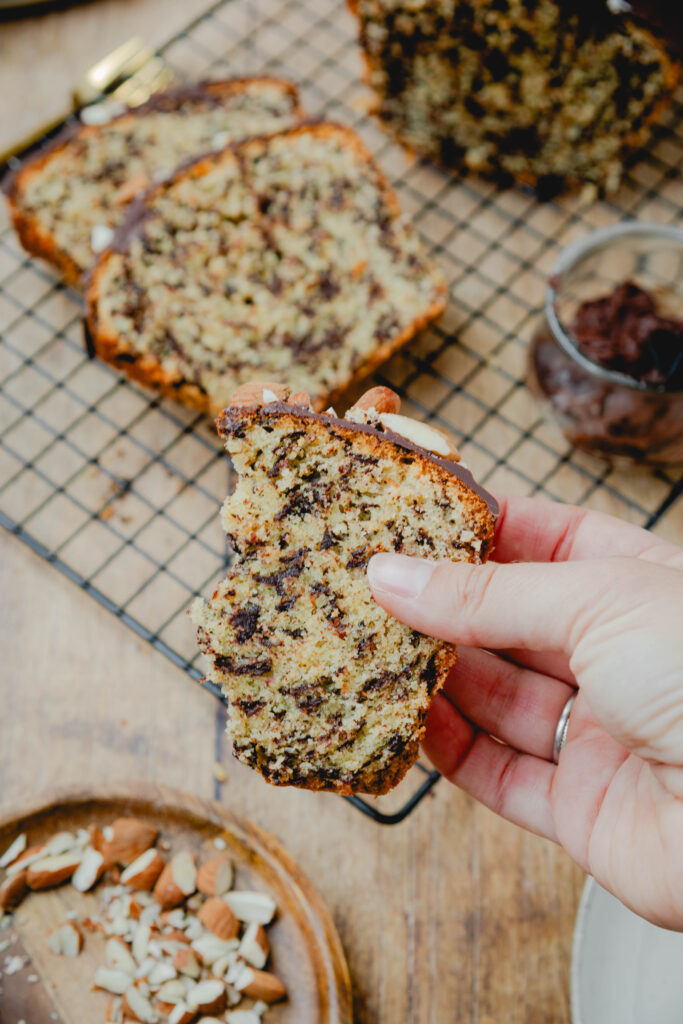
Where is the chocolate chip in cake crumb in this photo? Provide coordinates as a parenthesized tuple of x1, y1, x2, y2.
(229, 604, 260, 643)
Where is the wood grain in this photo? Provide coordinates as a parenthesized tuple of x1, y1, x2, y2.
(0, 784, 353, 1023)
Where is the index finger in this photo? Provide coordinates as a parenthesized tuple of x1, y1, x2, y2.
(493, 495, 683, 570)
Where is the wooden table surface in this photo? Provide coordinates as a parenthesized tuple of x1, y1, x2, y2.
(0, 3, 680, 1023)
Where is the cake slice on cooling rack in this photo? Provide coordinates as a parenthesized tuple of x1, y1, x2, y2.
(349, 0, 679, 196)
(5, 77, 302, 287)
(84, 122, 447, 415)
(192, 382, 497, 795)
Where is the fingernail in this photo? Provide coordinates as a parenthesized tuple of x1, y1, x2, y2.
(367, 554, 436, 599)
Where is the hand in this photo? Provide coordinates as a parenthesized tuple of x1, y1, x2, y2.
(367, 496, 683, 929)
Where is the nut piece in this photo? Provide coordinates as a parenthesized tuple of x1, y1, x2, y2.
(71, 846, 105, 892)
(191, 933, 238, 966)
(187, 978, 227, 1014)
(349, 386, 401, 416)
(121, 848, 165, 891)
(173, 947, 201, 979)
(0, 869, 28, 910)
(198, 898, 239, 940)
(94, 966, 134, 995)
(94, 818, 158, 868)
(105, 996, 123, 1023)
(196, 857, 233, 897)
(168, 1003, 196, 1024)
(6, 844, 45, 877)
(223, 891, 276, 925)
(235, 966, 286, 1004)
(48, 921, 83, 957)
(105, 937, 137, 977)
(288, 390, 312, 408)
(230, 382, 290, 408)
(156, 978, 187, 1004)
(238, 922, 269, 969)
(0, 833, 27, 868)
(153, 851, 196, 909)
(122, 986, 158, 1023)
(378, 412, 460, 460)
(26, 851, 82, 890)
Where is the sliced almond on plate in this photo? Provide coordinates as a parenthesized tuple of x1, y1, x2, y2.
(26, 850, 82, 890)
(48, 921, 83, 957)
(121, 848, 165, 891)
(148, 961, 177, 987)
(234, 966, 286, 1004)
(173, 947, 201, 979)
(154, 852, 196, 909)
(95, 818, 158, 868)
(72, 846, 105, 892)
(5, 843, 46, 877)
(105, 936, 137, 977)
(186, 978, 226, 1015)
(167, 1003, 196, 1024)
(197, 898, 238, 941)
(132, 923, 151, 965)
(122, 986, 159, 1023)
(196, 857, 233, 897)
(0, 833, 27, 868)
(95, 966, 135, 995)
(238, 922, 269, 969)
(0, 868, 28, 910)
(156, 978, 186, 1004)
(191, 934, 238, 966)
(222, 891, 276, 925)
(106, 996, 123, 1023)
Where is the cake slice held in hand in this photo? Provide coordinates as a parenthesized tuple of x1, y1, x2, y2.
(84, 123, 446, 415)
(192, 383, 497, 795)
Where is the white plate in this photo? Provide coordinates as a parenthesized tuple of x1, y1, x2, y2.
(572, 877, 683, 1023)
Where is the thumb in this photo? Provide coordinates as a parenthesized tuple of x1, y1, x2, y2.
(367, 553, 636, 654)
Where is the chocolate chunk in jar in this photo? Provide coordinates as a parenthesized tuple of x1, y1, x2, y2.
(528, 224, 683, 466)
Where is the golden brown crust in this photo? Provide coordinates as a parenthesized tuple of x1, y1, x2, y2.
(6, 77, 303, 290)
(85, 122, 446, 417)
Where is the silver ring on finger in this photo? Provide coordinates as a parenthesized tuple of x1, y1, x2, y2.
(552, 693, 577, 764)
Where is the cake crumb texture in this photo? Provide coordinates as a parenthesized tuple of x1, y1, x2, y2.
(192, 387, 495, 795)
(85, 123, 446, 415)
(7, 78, 302, 286)
(351, 0, 678, 194)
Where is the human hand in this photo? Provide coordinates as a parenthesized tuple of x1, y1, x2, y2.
(367, 496, 683, 929)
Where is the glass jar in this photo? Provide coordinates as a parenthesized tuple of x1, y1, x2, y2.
(528, 222, 683, 466)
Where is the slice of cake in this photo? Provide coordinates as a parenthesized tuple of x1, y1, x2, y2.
(84, 123, 446, 415)
(350, 0, 679, 196)
(192, 382, 497, 795)
(5, 78, 302, 287)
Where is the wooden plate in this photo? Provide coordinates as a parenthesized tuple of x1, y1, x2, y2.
(0, 782, 353, 1024)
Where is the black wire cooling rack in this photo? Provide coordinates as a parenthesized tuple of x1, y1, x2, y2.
(0, 0, 681, 824)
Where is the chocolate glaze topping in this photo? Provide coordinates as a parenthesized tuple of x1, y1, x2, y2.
(219, 401, 499, 518)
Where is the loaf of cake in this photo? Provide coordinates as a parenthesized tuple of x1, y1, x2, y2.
(192, 383, 497, 794)
(350, 0, 679, 196)
(85, 123, 446, 415)
(5, 78, 302, 287)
